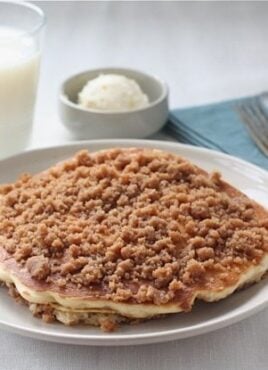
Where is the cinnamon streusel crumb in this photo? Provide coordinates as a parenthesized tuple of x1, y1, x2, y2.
(0, 148, 267, 307)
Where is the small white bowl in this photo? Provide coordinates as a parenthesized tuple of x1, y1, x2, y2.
(59, 67, 169, 139)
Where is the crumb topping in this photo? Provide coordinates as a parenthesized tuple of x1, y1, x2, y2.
(0, 148, 267, 306)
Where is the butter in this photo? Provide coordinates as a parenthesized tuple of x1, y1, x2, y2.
(78, 74, 149, 112)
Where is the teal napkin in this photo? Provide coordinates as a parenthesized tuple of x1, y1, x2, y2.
(165, 97, 268, 170)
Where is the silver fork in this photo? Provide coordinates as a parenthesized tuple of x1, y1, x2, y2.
(236, 93, 268, 156)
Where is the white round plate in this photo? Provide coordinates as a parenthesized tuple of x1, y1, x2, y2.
(0, 139, 267, 346)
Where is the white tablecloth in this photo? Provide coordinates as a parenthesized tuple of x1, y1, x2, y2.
(1, 1, 267, 369)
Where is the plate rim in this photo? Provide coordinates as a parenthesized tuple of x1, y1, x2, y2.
(1, 138, 268, 179)
(0, 139, 267, 345)
(0, 296, 267, 346)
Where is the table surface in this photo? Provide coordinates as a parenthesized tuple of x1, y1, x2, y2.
(1, 1, 268, 369)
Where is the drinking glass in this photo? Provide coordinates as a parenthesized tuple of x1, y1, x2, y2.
(0, 1, 45, 159)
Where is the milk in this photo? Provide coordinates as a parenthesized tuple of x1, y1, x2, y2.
(0, 27, 40, 158)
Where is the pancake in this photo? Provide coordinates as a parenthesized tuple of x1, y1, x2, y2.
(0, 148, 267, 331)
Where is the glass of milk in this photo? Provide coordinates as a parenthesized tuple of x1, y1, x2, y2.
(0, 1, 45, 159)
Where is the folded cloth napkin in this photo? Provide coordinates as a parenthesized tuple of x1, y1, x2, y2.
(165, 97, 268, 170)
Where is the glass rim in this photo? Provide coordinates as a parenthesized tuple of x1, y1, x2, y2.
(0, 0, 46, 35)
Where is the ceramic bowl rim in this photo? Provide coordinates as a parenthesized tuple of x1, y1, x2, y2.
(59, 67, 169, 115)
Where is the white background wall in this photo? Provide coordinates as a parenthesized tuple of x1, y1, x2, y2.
(32, 1, 268, 146)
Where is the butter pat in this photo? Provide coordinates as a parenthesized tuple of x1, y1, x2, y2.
(78, 74, 149, 112)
